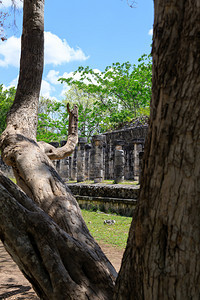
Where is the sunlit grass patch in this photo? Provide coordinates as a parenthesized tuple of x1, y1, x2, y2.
(9, 177, 16, 184)
(81, 209, 132, 249)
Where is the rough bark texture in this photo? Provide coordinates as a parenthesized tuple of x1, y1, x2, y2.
(114, 1, 200, 299)
(0, 0, 116, 298)
(0, 172, 115, 300)
(6, 0, 44, 139)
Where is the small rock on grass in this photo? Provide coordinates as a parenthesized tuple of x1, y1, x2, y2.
(104, 220, 116, 225)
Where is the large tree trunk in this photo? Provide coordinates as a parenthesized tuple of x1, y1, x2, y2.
(114, 0, 200, 299)
(0, 0, 116, 299)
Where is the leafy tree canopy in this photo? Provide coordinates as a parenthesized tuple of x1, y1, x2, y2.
(62, 85, 109, 141)
(0, 84, 15, 135)
(37, 97, 66, 143)
(0, 89, 67, 143)
(59, 54, 152, 129)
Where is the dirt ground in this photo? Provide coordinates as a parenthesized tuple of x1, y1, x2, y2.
(0, 241, 124, 299)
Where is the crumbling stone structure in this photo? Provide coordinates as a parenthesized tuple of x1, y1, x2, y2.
(57, 125, 148, 183)
(77, 137, 87, 182)
(68, 182, 139, 216)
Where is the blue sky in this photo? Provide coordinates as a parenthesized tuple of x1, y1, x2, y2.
(0, 0, 153, 100)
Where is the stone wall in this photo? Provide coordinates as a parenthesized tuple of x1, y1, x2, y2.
(68, 183, 139, 216)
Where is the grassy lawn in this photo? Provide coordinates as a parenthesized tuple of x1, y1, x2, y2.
(81, 209, 132, 249)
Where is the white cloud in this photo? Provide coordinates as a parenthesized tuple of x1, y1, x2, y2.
(44, 31, 89, 66)
(40, 79, 55, 98)
(62, 71, 81, 81)
(46, 70, 92, 99)
(148, 29, 153, 36)
(0, 36, 21, 67)
(1, 0, 23, 9)
(61, 69, 101, 85)
(46, 70, 60, 85)
(59, 69, 102, 98)
(2, 83, 11, 91)
(0, 31, 88, 68)
(60, 84, 70, 98)
(2, 76, 18, 91)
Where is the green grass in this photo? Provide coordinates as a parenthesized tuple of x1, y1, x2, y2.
(81, 209, 132, 249)
(9, 177, 16, 184)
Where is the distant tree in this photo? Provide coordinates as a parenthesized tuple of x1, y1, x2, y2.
(62, 85, 107, 140)
(37, 97, 66, 143)
(0, 88, 66, 143)
(0, 9, 9, 41)
(0, 0, 23, 40)
(0, 84, 15, 134)
(59, 54, 152, 128)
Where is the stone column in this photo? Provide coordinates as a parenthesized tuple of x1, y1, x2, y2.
(59, 141, 69, 180)
(77, 137, 87, 182)
(49, 142, 59, 171)
(109, 144, 115, 180)
(124, 144, 130, 180)
(104, 143, 109, 180)
(60, 158, 69, 180)
(105, 142, 113, 180)
(133, 139, 144, 181)
(85, 144, 91, 180)
(71, 146, 78, 181)
(114, 140, 125, 184)
(68, 156, 72, 180)
(127, 142, 134, 180)
(89, 147, 95, 180)
(92, 135, 106, 183)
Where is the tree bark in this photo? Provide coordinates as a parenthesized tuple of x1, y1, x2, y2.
(0, 0, 116, 298)
(0, 172, 115, 300)
(6, 0, 44, 139)
(114, 0, 200, 299)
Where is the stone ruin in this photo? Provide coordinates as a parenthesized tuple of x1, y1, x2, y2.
(51, 124, 148, 184)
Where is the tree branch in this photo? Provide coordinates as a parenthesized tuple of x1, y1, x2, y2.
(38, 104, 78, 160)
